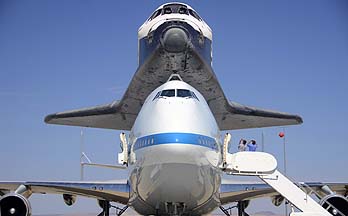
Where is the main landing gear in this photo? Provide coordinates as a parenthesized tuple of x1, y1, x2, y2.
(97, 200, 128, 216)
(220, 201, 250, 216)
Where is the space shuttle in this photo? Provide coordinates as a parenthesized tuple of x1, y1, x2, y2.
(44, 3, 302, 131)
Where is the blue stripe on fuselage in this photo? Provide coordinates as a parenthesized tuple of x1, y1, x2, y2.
(133, 133, 218, 151)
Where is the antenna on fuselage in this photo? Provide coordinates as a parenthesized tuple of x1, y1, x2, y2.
(80, 128, 92, 180)
(167, 73, 183, 82)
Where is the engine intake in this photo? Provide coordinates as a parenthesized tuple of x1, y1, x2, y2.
(0, 193, 31, 216)
(320, 194, 348, 215)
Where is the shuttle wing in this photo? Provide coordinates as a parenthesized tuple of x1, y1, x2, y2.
(217, 101, 303, 130)
(0, 180, 129, 204)
(44, 101, 136, 130)
(44, 48, 302, 131)
(220, 182, 348, 205)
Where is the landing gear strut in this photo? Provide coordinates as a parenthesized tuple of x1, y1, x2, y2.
(220, 201, 250, 216)
(97, 200, 110, 216)
(237, 201, 250, 216)
(97, 200, 128, 216)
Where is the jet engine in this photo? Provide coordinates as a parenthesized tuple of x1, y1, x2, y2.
(271, 195, 284, 207)
(0, 193, 31, 216)
(320, 194, 348, 215)
(63, 194, 76, 206)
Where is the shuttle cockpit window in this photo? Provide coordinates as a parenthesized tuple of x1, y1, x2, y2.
(163, 7, 172, 14)
(148, 9, 162, 21)
(178, 7, 188, 15)
(160, 89, 175, 97)
(163, 4, 189, 15)
(188, 9, 202, 21)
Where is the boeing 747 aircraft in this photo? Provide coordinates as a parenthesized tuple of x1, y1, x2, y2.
(1, 3, 347, 216)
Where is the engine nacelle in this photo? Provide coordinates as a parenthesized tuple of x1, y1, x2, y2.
(63, 194, 76, 206)
(320, 194, 348, 215)
(271, 195, 285, 207)
(0, 193, 31, 216)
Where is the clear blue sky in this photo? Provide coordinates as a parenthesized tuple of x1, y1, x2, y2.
(0, 0, 347, 215)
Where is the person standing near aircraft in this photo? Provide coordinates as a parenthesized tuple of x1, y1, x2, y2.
(247, 140, 258, 151)
(238, 139, 247, 151)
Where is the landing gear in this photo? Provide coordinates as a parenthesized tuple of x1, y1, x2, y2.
(111, 204, 129, 216)
(97, 200, 110, 216)
(97, 200, 128, 216)
(220, 201, 250, 216)
(219, 204, 237, 216)
(237, 201, 250, 216)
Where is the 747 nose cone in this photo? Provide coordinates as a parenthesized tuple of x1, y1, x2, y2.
(162, 27, 188, 53)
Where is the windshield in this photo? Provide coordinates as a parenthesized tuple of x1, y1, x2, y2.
(177, 89, 192, 98)
(163, 4, 189, 15)
(160, 89, 175, 97)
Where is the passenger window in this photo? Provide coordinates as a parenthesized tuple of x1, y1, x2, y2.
(160, 89, 175, 97)
(177, 89, 192, 98)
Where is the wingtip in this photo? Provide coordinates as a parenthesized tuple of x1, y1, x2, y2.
(296, 115, 304, 124)
(44, 114, 55, 124)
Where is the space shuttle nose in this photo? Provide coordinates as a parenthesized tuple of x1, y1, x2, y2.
(162, 27, 188, 53)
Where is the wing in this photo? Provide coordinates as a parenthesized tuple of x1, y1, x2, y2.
(220, 182, 348, 205)
(218, 101, 303, 130)
(44, 101, 136, 130)
(0, 180, 129, 204)
(44, 47, 303, 131)
(44, 48, 166, 131)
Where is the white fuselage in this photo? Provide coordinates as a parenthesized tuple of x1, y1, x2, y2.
(128, 81, 222, 215)
(126, 3, 222, 215)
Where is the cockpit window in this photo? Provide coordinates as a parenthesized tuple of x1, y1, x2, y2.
(177, 89, 192, 98)
(189, 9, 202, 21)
(153, 91, 161, 100)
(163, 4, 188, 15)
(160, 89, 175, 97)
(178, 7, 188, 15)
(153, 89, 200, 101)
(191, 92, 199, 101)
(163, 7, 172, 14)
(148, 9, 162, 21)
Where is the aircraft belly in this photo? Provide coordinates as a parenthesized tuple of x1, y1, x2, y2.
(128, 144, 221, 215)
